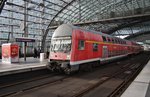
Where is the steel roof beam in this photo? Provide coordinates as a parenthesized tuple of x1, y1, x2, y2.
(62, 0, 99, 23)
(23, 0, 59, 12)
(43, 0, 64, 8)
(24, 0, 74, 19)
(74, 14, 150, 26)
(6, 2, 70, 21)
(83, 0, 132, 22)
(107, 19, 150, 35)
(3, 8, 51, 21)
(41, 0, 77, 52)
(0, 0, 7, 14)
(125, 30, 150, 40)
(0, 30, 52, 37)
(47, 13, 150, 30)
(0, 23, 45, 30)
(0, 15, 48, 25)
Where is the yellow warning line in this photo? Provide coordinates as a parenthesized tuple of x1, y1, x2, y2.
(86, 40, 113, 45)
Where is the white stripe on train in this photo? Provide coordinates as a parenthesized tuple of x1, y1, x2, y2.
(70, 54, 128, 65)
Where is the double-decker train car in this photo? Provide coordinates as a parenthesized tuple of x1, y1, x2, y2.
(47, 24, 142, 74)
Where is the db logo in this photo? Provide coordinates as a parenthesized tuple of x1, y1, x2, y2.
(11, 48, 18, 58)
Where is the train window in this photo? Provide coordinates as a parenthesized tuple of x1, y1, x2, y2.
(112, 38, 115, 43)
(115, 39, 117, 43)
(117, 39, 120, 44)
(78, 40, 85, 50)
(123, 41, 125, 44)
(93, 43, 98, 51)
(124, 41, 126, 44)
(108, 38, 111, 42)
(121, 40, 123, 44)
(118, 39, 121, 44)
(120, 40, 122, 44)
(116, 39, 119, 44)
(102, 36, 107, 42)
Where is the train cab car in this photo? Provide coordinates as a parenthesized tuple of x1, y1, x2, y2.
(47, 24, 142, 74)
(47, 24, 104, 74)
(48, 24, 73, 74)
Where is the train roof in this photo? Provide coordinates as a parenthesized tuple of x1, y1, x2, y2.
(53, 24, 113, 38)
(53, 24, 127, 42)
(53, 24, 112, 37)
(53, 24, 73, 38)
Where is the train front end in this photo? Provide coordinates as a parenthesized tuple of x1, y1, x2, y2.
(47, 24, 74, 74)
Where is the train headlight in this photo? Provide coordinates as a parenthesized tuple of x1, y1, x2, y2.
(67, 55, 70, 59)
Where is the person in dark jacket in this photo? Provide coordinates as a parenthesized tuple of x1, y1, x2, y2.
(34, 48, 37, 58)
(37, 48, 41, 58)
(46, 51, 49, 58)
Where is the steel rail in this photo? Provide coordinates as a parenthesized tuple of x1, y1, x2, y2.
(0, 73, 68, 97)
(71, 64, 134, 97)
(108, 56, 150, 97)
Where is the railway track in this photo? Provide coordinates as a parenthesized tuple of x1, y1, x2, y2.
(72, 63, 141, 97)
(1, 52, 150, 97)
(80, 52, 150, 97)
(0, 72, 68, 97)
(108, 53, 150, 97)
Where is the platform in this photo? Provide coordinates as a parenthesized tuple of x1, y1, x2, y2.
(121, 60, 150, 97)
(0, 57, 47, 76)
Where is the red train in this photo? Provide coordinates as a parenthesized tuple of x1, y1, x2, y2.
(47, 24, 142, 74)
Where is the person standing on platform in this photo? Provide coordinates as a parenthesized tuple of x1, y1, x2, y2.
(46, 50, 49, 58)
(37, 48, 41, 58)
(19, 47, 21, 58)
(34, 47, 37, 58)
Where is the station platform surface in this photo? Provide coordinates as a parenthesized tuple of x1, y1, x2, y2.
(0, 57, 47, 76)
(121, 60, 150, 97)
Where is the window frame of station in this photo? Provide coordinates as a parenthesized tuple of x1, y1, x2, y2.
(93, 43, 98, 51)
(78, 40, 85, 50)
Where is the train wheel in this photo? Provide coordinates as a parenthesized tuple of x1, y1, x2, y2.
(64, 68, 71, 75)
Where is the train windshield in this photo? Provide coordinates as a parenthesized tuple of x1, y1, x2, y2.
(50, 38, 71, 53)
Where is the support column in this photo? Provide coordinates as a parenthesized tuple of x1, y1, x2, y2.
(24, 1, 28, 61)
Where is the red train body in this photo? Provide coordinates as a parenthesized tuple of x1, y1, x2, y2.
(47, 24, 142, 74)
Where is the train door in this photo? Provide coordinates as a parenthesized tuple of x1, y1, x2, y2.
(102, 46, 108, 58)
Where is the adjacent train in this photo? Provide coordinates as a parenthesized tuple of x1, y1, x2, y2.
(47, 24, 142, 74)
